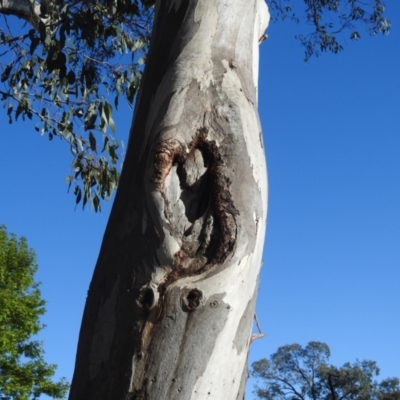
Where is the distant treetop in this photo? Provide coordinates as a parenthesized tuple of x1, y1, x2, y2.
(252, 341, 400, 400)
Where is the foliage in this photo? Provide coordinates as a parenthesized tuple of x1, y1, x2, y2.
(0, 226, 69, 399)
(267, 0, 390, 60)
(0, 0, 389, 209)
(0, 0, 153, 210)
(252, 341, 400, 400)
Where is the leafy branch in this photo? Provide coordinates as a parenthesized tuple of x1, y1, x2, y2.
(267, 0, 390, 60)
(0, 0, 153, 210)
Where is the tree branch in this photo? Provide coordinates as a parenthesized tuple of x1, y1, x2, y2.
(275, 376, 306, 400)
(328, 374, 338, 400)
(0, 0, 42, 28)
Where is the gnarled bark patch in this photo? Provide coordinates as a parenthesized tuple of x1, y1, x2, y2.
(153, 128, 238, 281)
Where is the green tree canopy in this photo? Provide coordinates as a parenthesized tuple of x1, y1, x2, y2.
(0, 225, 69, 400)
(252, 341, 400, 400)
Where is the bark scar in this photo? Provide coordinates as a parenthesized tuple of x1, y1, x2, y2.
(152, 138, 185, 191)
(152, 128, 239, 275)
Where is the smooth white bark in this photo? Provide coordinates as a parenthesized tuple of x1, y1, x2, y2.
(69, 0, 270, 398)
(135, 1, 269, 397)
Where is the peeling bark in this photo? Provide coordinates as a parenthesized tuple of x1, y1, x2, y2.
(69, 0, 269, 399)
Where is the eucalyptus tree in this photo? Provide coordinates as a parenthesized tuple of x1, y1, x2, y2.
(252, 341, 400, 400)
(0, 0, 390, 399)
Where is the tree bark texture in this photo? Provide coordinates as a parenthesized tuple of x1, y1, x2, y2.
(69, 0, 269, 399)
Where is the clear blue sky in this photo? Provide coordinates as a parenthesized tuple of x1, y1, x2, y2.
(1, 2, 399, 399)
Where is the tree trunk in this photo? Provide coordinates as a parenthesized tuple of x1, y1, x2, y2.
(69, 0, 269, 399)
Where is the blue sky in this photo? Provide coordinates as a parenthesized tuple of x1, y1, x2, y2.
(1, 2, 399, 399)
